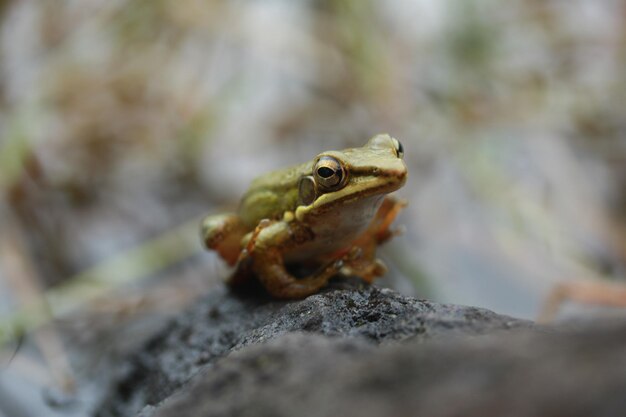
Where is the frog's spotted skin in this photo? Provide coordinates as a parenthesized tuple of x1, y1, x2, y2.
(201, 134, 407, 299)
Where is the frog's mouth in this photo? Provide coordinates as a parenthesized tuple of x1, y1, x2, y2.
(311, 167, 407, 210)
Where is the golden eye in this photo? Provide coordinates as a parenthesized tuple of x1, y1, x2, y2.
(314, 156, 346, 191)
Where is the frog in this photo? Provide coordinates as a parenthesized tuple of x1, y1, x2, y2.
(200, 134, 408, 299)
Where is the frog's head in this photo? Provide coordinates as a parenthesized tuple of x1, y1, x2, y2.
(295, 134, 407, 221)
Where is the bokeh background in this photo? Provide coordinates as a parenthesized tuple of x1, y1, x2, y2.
(1, 0, 626, 415)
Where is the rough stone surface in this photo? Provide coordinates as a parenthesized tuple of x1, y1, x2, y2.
(146, 324, 626, 417)
(97, 280, 529, 417)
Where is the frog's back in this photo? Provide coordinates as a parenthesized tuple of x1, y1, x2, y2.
(238, 161, 312, 228)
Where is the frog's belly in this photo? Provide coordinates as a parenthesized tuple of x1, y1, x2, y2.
(284, 228, 362, 263)
(284, 195, 384, 263)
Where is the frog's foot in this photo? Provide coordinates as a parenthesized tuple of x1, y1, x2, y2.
(252, 250, 338, 299)
(253, 245, 361, 299)
(237, 219, 273, 264)
(341, 258, 388, 284)
(201, 213, 248, 266)
(340, 226, 389, 284)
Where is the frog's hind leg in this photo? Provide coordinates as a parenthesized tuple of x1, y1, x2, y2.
(248, 220, 356, 299)
(201, 213, 248, 266)
(254, 249, 350, 299)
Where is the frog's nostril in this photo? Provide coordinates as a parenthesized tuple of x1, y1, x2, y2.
(393, 168, 407, 184)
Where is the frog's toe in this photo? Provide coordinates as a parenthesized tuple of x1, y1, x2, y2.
(371, 258, 388, 276)
(346, 246, 363, 261)
(341, 258, 387, 283)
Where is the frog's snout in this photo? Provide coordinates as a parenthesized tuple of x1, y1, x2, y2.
(385, 160, 408, 188)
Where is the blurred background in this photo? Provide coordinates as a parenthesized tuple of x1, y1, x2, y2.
(1, 0, 626, 415)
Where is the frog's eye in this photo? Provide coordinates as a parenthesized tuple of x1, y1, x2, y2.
(314, 156, 346, 191)
(392, 138, 404, 159)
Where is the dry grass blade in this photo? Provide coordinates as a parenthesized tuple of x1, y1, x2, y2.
(0, 217, 202, 347)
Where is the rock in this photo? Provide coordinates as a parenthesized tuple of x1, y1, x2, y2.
(97, 279, 529, 417)
(145, 324, 626, 417)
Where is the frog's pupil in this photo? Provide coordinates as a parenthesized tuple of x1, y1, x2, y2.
(318, 167, 335, 178)
(397, 141, 404, 156)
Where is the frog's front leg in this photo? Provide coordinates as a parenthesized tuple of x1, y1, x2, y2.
(201, 213, 248, 266)
(340, 196, 407, 283)
(248, 220, 348, 299)
(369, 196, 407, 243)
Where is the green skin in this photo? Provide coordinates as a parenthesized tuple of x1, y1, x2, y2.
(201, 134, 408, 299)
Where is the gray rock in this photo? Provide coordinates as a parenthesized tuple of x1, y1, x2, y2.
(97, 280, 528, 417)
(148, 324, 626, 417)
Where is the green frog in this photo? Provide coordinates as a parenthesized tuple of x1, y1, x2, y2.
(201, 134, 408, 299)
